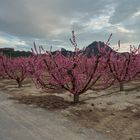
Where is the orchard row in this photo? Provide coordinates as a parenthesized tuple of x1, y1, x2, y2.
(0, 33, 140, 103)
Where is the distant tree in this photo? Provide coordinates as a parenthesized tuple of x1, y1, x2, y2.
(130, 44, 140, 78)
(104, 48, 140, 91)
(0, 55, 28, 87)
(0, 55, 6, 78)
(98, 39, 140, 91)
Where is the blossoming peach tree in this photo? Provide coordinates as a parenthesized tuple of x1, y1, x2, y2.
(0, 55, 28, 87)
(29, 32, 111, 103)
(103, 43, 140, 91)
(0, 32, 140, 102)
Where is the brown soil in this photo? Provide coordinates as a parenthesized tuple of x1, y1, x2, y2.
(0, 78, 140, 140)
(9, 95, 72, 110)
(65, 106, 140, 140)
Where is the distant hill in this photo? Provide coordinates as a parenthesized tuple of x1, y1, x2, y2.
(83, 41, 114, 57)
(59, 41, 114, 57)
(0, 48, 32, 57)
(0, 41, 116, 58)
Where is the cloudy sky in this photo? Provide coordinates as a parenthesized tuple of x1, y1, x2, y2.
(0, 0, 140, 52)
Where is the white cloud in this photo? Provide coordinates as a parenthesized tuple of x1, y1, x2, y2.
(133, 11, 140, 17)
(116, 26, 134, 33)
(112, 43, 131, 52)
(0, 36, 28, 50)
(86, 15, 111, 30)
(0, 38, 10, 44)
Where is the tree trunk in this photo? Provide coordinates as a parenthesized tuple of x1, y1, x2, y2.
(73, 94, 79, 103)
(119, 82, 124, 91)
(17, 80, 22, 88)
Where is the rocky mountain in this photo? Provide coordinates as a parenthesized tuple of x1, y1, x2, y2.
(60, 41, 114, 57)
(84, 41, 114, 57)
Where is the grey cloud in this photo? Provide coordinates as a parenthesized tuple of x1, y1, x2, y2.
(123, 17, 140, 43)
(109, 0, 140, 24)
(0, 0, 48, 38)
(0, 0, 113, 38)
(0, 0, 139, 51)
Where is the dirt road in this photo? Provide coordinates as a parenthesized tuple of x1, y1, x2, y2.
(0, 91, 112, 140)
